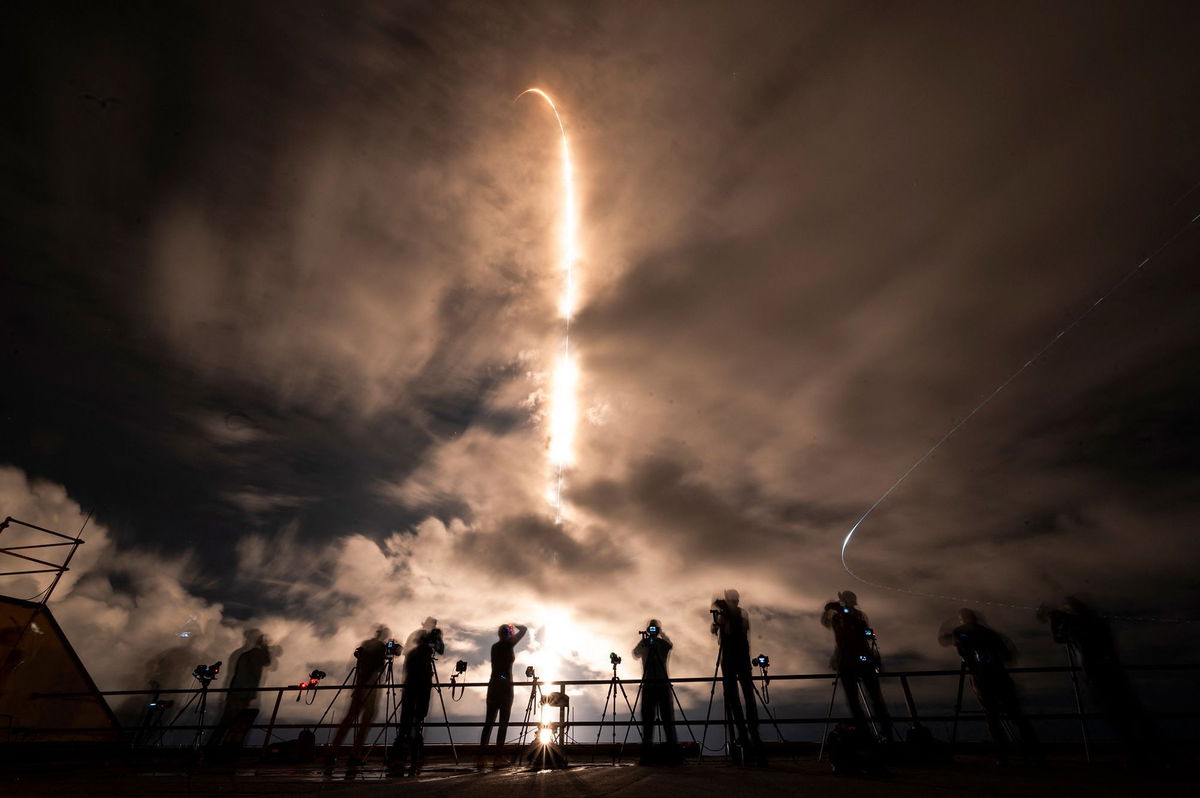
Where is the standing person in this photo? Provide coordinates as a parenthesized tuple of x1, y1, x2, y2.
(821, 590, 893, 744)
(939, 609, 1039, 764)
(324, 626, 389, 775)
(1037, 596, 1155, 763)
(711, 589, 764, 764)
(633, 618, 679, 765)
(208, 629, 275, 756)
(390, 618, 445, 776)
(478, 623, 527, 768)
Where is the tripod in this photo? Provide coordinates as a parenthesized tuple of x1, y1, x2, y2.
(133, 690, 172, 748)
(818, 650, 890, 761)
(515, 673, 543, 747)
(155, 675, 214, 749)
(621, 639, 697, 764)
(697, 639, 729, 764)
(388, 656, 459, 776)
(430, 658, 459, 764)
(315, 665, 357, 745)
(748, 667, 788, 748)
(367, 657, 402, 755)
(593, 661, 637, 763)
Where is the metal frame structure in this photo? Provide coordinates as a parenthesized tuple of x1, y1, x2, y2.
(0, 515, 88, 665)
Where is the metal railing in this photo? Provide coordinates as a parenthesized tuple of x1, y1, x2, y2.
(22, 661, 1199, 757)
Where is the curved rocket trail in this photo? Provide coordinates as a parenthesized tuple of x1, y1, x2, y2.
(517, 88, 579, 524)
(841, 209, 1200, 619)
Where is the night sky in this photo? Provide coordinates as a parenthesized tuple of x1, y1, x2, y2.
(4, 0, 1200, 705)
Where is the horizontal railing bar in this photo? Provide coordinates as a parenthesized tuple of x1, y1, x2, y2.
(29, 661, 1200, 700)
(0, 550, 64, 568)
(12, 710, 1200, 738)
(1, 517, 81, 542)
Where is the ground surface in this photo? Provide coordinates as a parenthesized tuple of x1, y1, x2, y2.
(2, 756, 1188, 797)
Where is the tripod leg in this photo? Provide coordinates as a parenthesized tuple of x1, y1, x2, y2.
(366, 664, 396, 754)
(667, 682, 698, 746)
(750, 682, 786, 744)
(592, 677, 616, 762)
(316, 667, 357, 746)
(857, 680, 880, 740)
(614, 678, 638, 763)
(697, 642, 723, 765)
(516, 683, 538, 747)
(950, 663, 965, 757)
(818, 675, 839, 762)
(156, 687, 202, 748)
(432, 663, 458, 764)
(616, 680, 643, 762)
(1065, 646, 1091, 763)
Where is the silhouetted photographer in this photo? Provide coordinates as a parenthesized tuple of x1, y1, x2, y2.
(633, 618, 679, 765)
(390, 618, 445, 776)
(207, 629, 276, 760)
(1037, 596, 1157, 763)
(821, 590, 892, 743)
(711, 589, 765, 764)
(939, 609, 1039, 764)
(324, 626, 389, 774)
(478, 622, 527, 768)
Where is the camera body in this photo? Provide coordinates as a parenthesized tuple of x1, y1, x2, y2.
(753, 653, 770, 668)
(384, 639, 402, 658)
(639, 625, 660, 639)
(525, 665, 537, 679)
(299, 669, 327, 691)
(609, 652, 622, 666)
(192, 661, 222, 683)
(454, 659, 468, 675)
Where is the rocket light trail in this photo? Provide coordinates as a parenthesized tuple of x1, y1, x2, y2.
(518, 88, 580, 524)
(840, 208, 1200, 621)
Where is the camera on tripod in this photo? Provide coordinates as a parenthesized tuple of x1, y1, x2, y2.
(525, 665, 537, 679)
(609, 652, 621, 666)
(384, 639, 402, 658)
(864, 627, 876, 639)
(753, 653, 770, 669)
(192, 661, 221, 684)
(639, 624, 660, 638)
(296, 668, 326, 699)
(300, 668, 326, 688)
(454, 659, 468, 675)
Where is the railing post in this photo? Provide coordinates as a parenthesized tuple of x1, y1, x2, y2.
(558, 683, 568, 745)
(260, 688, 284, 759)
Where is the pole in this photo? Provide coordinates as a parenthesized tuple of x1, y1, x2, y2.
(1064, 645, 1091, 763)
(258, 688, 285, 761)
(818, 674, 840, 762)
